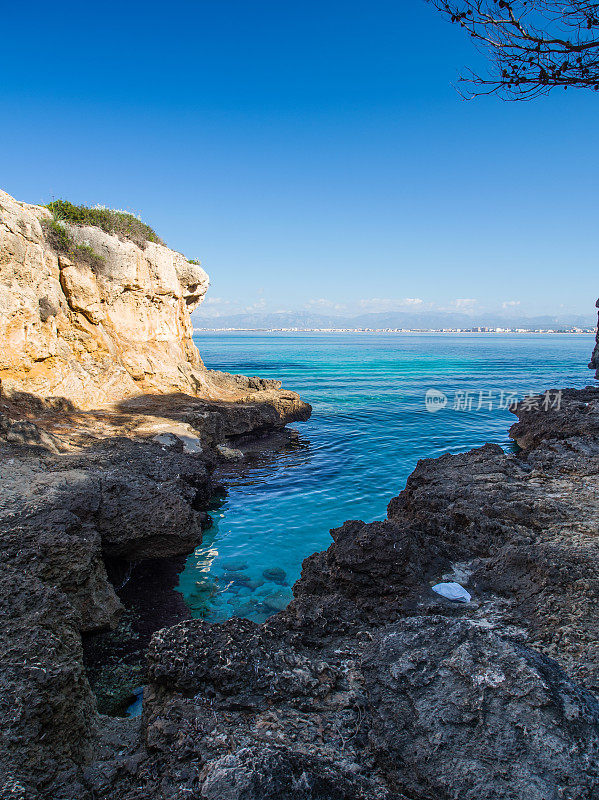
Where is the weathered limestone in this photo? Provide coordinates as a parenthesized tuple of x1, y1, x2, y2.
(0, 189, 209, 407)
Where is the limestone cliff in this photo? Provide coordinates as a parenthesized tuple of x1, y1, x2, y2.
(0, 189, 312, 797)
(0, 189, 212, 406)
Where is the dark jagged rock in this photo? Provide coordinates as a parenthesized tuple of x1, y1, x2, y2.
(0, 436, 211, 630)
(0, 567, 97, 799)
(364, 616, 599, 800)
(126, 615, 395, 800)
(0, 385, 311, 798)
(588, 298, 599, 378)
(146, 617, 337, 702)
(294, 518, 446, 622)
(99, 383, 599, 800)
(197, 746, 390, 800)
(509, 385, 599, 449)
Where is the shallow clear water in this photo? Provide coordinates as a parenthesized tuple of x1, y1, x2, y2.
(177, 332, 595, 622)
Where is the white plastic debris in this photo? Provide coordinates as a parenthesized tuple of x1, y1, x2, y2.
(178, 435, 203, 455)
(152, 432, 203, 455)
(431, 582, 471, 603)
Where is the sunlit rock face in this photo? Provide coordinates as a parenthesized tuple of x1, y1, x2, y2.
(0, 189, 209, 407)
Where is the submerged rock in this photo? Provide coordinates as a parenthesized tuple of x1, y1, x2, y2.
(262, 567, 287, 585)
(236, 576, 265, 591)
(261, 590, 293, 613)
(222, 559, 249, 572)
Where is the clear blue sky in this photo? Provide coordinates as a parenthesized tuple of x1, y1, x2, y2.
(1, 0, 597, 319)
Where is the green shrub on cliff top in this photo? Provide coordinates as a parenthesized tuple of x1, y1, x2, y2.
(42, 218, 106, 270)
(46, 199, 163, 248)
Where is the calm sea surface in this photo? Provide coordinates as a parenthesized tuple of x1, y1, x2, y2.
(177, 332, 595, 622)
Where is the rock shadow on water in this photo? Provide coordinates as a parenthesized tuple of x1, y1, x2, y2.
(82, 554, 193, 716)
(85, 428, 309, 715)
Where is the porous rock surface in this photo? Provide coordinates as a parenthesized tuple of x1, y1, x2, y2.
(589, 298, 599, 378)
(68, 385, 599, 800)
(0, 189, 212, 404)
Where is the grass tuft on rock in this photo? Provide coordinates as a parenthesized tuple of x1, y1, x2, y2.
(42, 218, 106, 270)
(46, 199, 163, 248)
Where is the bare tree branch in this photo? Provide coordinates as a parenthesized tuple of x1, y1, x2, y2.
(428, 1, 599, 99)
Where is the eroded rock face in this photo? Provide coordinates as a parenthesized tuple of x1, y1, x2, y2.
(589, 298, 599, 378)
(0, 188, 312, 424)
(0, 427, 215, 796)
(0, 189, 312, 799)
(0, 189, 209, 406)
(0, 566, 97, 799)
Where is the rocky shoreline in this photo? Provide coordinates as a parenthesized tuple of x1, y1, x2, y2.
(590, 299, 599, 379)
(1, 189, 598, 799)
(85, 383, 597, 800)
(0, 190, 312, 798)
(5, 383, 598, 800)
(0, 382, 312, 798)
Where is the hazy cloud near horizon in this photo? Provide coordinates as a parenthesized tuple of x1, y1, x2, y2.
(192, 296, 596, 329)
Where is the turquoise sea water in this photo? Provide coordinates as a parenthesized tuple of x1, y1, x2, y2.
(177, 333, 595, 622)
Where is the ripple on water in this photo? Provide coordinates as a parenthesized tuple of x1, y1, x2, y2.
(177, 332, 594, 622)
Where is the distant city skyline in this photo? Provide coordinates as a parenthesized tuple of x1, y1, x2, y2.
(1, 1, 598, 317)
(192, 305, 597, 331)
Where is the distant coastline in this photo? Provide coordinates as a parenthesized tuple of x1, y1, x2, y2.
(194, 326, 595, 334)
